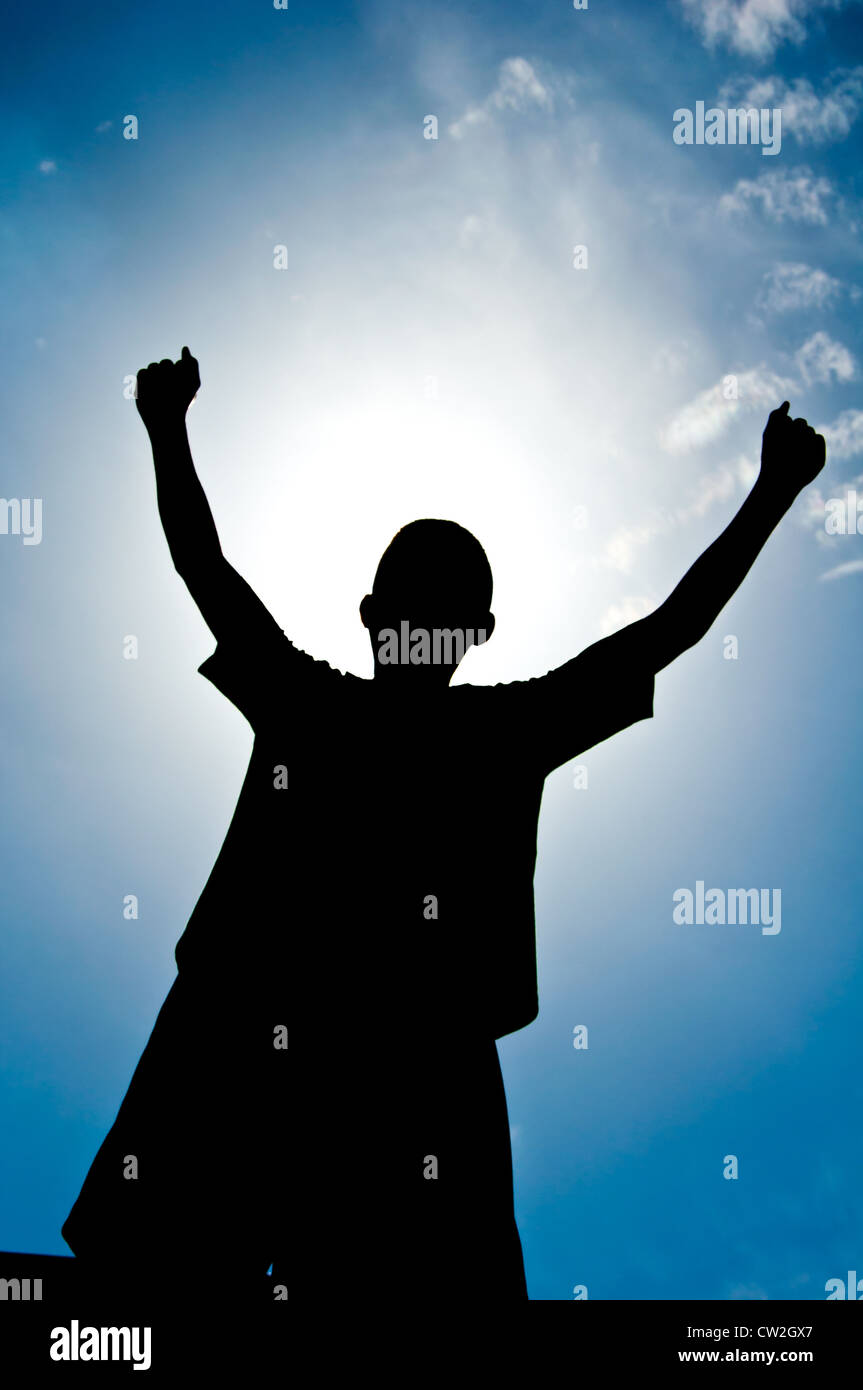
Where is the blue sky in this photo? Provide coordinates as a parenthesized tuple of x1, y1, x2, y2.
(1, 0, 862, 1299)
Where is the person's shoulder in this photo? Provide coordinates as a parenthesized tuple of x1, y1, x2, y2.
(276, 644, 373, 709)
(265, 633, 367, 683)
(450, 678, 509, 697)
(452, 669, 555, 696)
(449, 676, 532, 715)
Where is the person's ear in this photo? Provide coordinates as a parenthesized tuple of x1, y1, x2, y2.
(359, 593, 374, 631)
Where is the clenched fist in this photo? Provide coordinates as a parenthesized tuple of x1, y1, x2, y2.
(135, 347, 200, 433)
(760, 401, 826, 498)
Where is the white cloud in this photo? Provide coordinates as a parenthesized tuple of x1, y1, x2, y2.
(652, 341, 693, 377)
(95, 120, 113, 133)
(605, 518, 668, 574)
(800, 470, 863, 544)
(719, 68, 863, 143)
(38, 160, 57, 174)
(680, 459, 748, 516)
(660, 369, 794, 453)
(604, 458, 755, 573)
(817, 409, 863, 460)
(600, 595, 657, 636)
(756, 262, 845, 313)
(449, 57, 557, 139)
(795, 331, 857, 384)
(797, 484, 831, 530)
(719, 167, 833, 222)
(660, 340, 854, 458)
(819, 558, 863, 580)
(458, 213, 484, 248)
(454, 209, 519, 264)
(681, 0, 850, 60)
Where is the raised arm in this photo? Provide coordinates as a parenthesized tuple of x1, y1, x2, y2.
(610, 402, 826, 674)
(135, 348, 277, 642)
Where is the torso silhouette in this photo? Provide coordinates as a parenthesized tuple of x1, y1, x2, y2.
(63, 620, 654, 1300)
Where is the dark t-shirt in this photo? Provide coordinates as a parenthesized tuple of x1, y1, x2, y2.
(175, 618, 655, 1042)
(64, 614, 655, 1286)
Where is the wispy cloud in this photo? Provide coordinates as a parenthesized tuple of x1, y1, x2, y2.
(603, 458, 756, 573)
(681, 0, 851, 60)
(38, 160, 57, 174)
(796, 412, 863, 549)
(819, 558, 863, 580)
(756, 262, 848, 313)
(660, 370, 794, 453)
(817, 408, 863, 459)
(719, 68, 863, 143)
(659, 341, 855, 460)
(448, 57, 561, 140)
(605, 518, 670, 575)
(600, 595, 657, 636)
(652, 341, 693, 377)
(795, 331, 857, 385)
(719, 166, 834, 222)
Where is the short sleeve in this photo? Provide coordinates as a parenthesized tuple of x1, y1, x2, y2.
(499, 627, 656, 776)
(198, 620, 342, 729)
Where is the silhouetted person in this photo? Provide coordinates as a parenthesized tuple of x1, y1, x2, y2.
(63, 348, 826, 1301)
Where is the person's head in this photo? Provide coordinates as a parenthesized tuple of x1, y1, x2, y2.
(360, 519, 495, 686)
